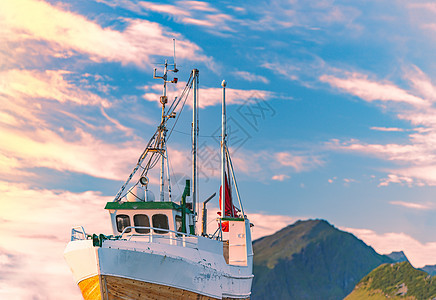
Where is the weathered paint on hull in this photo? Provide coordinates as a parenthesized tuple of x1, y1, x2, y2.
(78, 275, 249, 300)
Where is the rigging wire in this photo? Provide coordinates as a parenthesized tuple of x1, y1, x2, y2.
(114, 72, 196, 202)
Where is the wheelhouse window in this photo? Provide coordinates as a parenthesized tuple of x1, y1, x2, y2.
(134, 214, 150, 234)
(116, 214, 131, 233)
(152, 214, 169, 234)
(175, 215, 183, 232)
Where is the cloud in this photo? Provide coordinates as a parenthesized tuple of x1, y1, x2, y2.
(234, 71, 270, 84)
(379, 174, 414, 187)
(274, 151, 324, 172)
(271, 174, 290, 181)
(0, 0, 210, 68)
(320, 73, 429, 107)
(202, 207, 298, 241)
(143, 82, 276, 108)
(323, 63, 436, 187)
(239, 0, 361, 32)
(343, 226, 436, 268)
(0, 69, 110, 108)
(97, 0, 235, 33)
(0, 182, 110, 299)
(370, 127, 405, 132)
(0, 126, 140, 181)
(389, 201, 434, 210)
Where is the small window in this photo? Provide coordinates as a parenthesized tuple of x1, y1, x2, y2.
(175, 215, 183, 232)
(116, 215, 131, 233)
(134, 214, 150, 234)
(152, 214, 169, 234)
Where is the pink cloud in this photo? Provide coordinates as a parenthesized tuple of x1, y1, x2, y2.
(0, 0, 210, 68)
(320, 73, 428, 107)
(1, 69, 110, 107)
(203, 207, 299, 241)
(143, 82, 275, 108)
(275, 151, 324, 172)
(271, 174, 290, 181)
(390, 201, 433, 210)
(234, 71, 270, 84)
(379, 174, 414, 187)
(342, 226, 436, 268)
(0, 126, 140, 181)
(0, 182, 111, 299)
(370, 127, 405, 132)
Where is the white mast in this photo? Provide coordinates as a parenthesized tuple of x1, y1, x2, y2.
(152, 57, 178, 202)
(192, 69, 199, 229)
(159, 60, 168, 202)
(221, 80, 227, 218)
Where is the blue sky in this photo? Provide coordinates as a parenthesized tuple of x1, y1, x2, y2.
(2, 0, 436, 298)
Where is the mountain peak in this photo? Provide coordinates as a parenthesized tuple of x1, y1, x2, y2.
(385, 250, 409, 263)
(252, 219, 392, 299)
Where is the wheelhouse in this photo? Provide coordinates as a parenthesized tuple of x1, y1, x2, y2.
(105, 201, 194, 236)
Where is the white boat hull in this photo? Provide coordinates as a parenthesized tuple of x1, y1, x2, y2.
(64, 233, 253, 299)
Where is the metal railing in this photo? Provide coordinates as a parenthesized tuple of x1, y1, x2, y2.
(119, 226, 199, 248)
(70, 225, 202, 249)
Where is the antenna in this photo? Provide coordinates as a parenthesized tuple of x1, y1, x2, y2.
(151, 40, 180, 202)
(173, 38, 177, 70)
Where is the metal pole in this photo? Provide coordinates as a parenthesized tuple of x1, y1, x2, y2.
(159, 60, 168, 202)
(221, 80, 227, 219)
(192, 69, 199, 231)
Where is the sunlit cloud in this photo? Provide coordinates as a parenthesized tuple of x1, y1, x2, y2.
(0, 69, 110, 107)
(0, 127, 140, 181)
(234, 71, 270, 84)
(320, 73, 429, 107)
(389, 201, 434, 210)
(203, 207, 299, 241)
(0, 181, 110, 299)
(0, 0, 211, 68)
(379, 174, 414, 187)
(143, 82, 276, 108)
(274, 151, 324, 172)
(342, 226, 436, 268)
(370, 127, 405, 132)
(271, 174, 290, 181)
(96, 0, 235, 33)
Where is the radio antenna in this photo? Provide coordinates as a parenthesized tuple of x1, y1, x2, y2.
(173, 38, 177, 69)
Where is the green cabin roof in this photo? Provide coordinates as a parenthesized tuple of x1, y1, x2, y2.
(104, 201, 192, 213)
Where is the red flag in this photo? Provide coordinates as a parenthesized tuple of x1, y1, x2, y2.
(219, 173, 238, 218)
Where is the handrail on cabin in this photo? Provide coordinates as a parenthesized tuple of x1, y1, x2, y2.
(119, 226, 198, 239)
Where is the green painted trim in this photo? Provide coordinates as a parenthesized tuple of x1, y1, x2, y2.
(221, 217, 245, 221)
(105, 201, 192, 213)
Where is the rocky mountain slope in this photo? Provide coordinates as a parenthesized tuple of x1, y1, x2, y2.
(345, 261, 436, 299)
(251, 219, 392, 299)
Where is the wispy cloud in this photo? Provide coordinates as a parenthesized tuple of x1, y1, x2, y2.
(143, 82, 276, 108)
(379, 174, 414, 187)
(97, 0, 235, 33)
(370, 127, 405, 132)
(274, 151, 324, 172)
(320, 73, 429, 107)
(234, 71, 270, 84)
(0, 0, 211, 68)
(390, 200, 434, 210)
(1, 69, 110, 107)
(0, 127, 140, 181)
(271, 174, 290, 181)
(322, 66, 436, 186)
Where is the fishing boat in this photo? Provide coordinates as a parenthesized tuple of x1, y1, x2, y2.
(64, 60, 254, 299)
